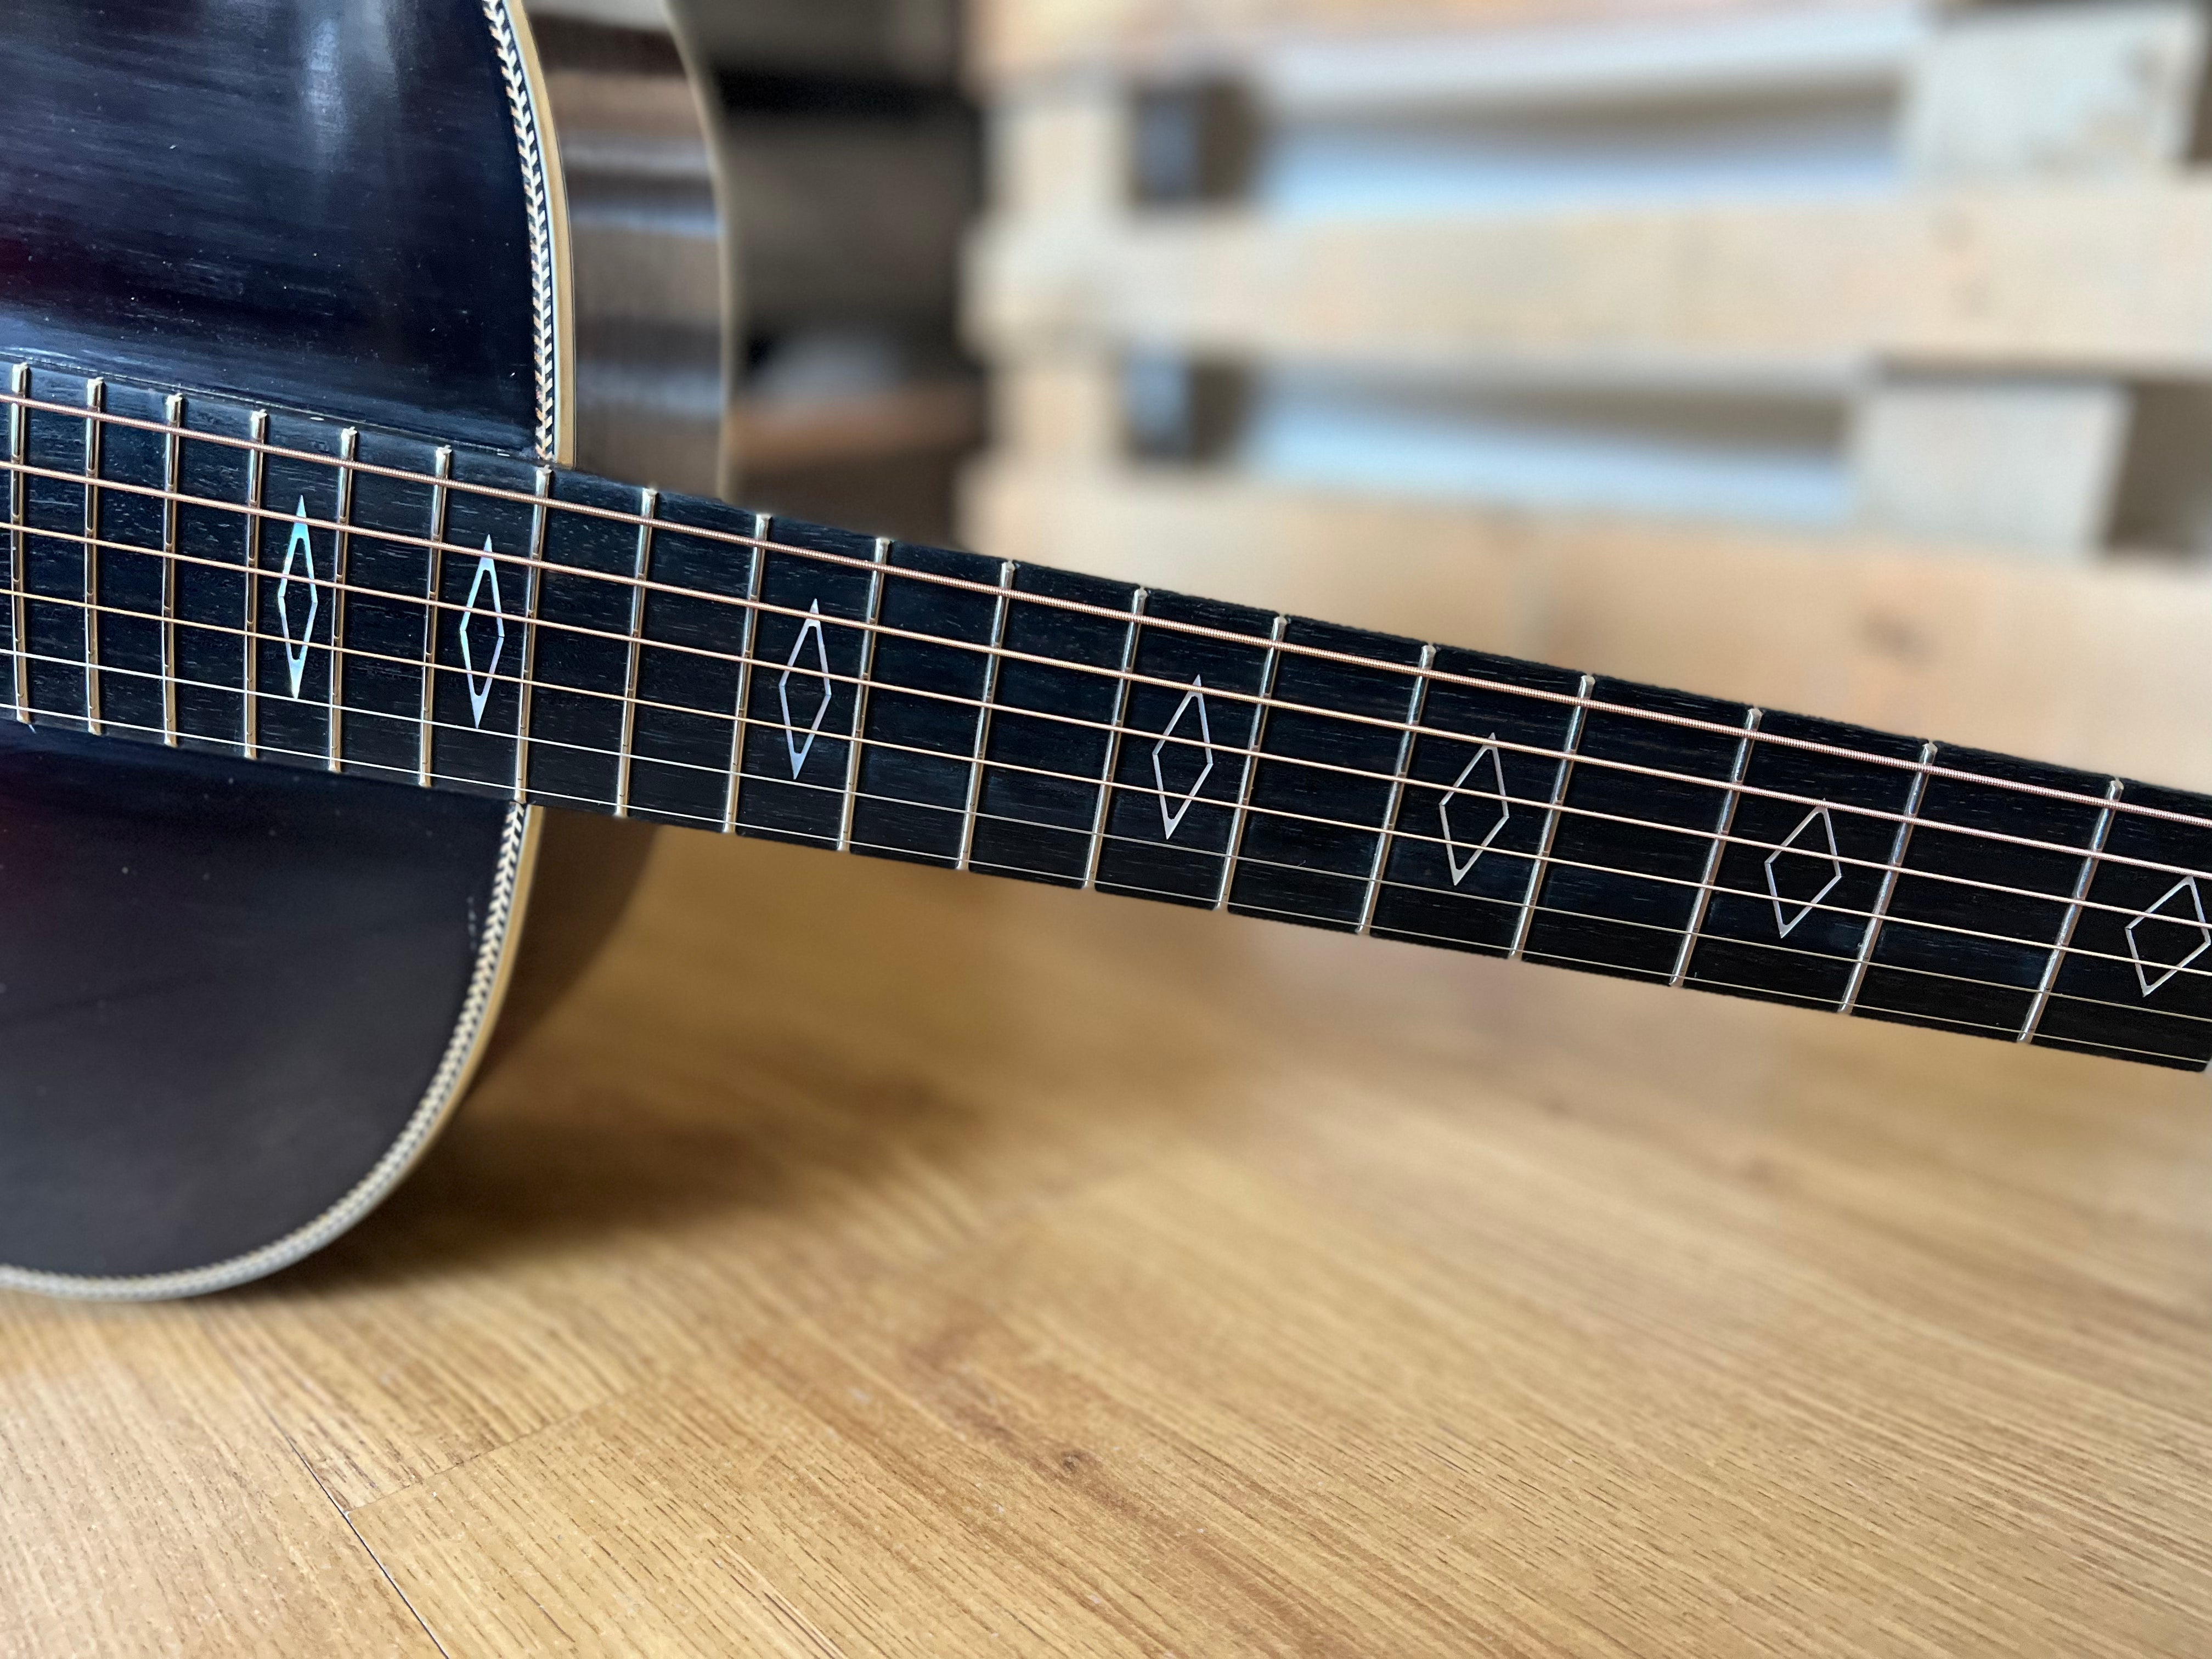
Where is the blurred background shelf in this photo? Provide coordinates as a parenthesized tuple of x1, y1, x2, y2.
(533, 0, 981, 541)
(960, 0, 2212, 789)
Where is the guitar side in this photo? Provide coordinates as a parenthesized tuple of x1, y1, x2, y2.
(0, 0, 713, 1294)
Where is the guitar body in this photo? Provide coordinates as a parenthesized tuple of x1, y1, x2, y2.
(0, 0, 712, 1294)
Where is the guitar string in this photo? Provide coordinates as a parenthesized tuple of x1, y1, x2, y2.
(12, 571, 2212, 944)
(6, 393, 2210, 842)
(10, 522, 2212, 946)
(16, 679, 2210, 1060)
(18, 637, 2212, 1005)
(8, 472, 2211, 907)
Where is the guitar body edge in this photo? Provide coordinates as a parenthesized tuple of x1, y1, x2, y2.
(0, 750, 539, 1302)
(0, 0, 639, 1294)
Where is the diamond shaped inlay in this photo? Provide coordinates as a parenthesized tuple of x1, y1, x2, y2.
(459, 540, 507, 728)
(1151, 677, 1215, 839)
(1437, 740, 1510, 885)
(779, 600, 834, 776)
(2126, 875, 2211, 997)
(275, 498, 319, 699)
(1764, 805, 1842, 937)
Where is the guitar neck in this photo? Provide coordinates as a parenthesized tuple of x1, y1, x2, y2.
(8, 362, 2212, 1073)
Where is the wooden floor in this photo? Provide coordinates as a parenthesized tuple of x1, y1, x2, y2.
(7, 819, 2212, 1656)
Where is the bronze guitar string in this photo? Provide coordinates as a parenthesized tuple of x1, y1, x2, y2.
(2, 450, 2206, 910)
(6, 639, 2209, 1065)
(6, 385, 2211, 841)
(4, 504, 2209, 945)
(8, 600, 2212, 1022)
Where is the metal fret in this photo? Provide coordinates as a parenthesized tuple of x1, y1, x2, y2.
(241, 410, 269, 758)
(835, 539, 890, 854)
(511, 466, 551, 803)
(8, 363, 28, 722)
(1083, 588, 1149, 891)
(157, 395, 184, 745)
(613, 486, 657, 817)
(1840, 740, 1939, 1013)
(324, 426, 359, 771)
(1356, 645, 1434, 936)
(2020, 777, 2122, 1042)
(81, 378, 105, 734)
(1217, 614, 1289, 910)
(1508, 673, 1595, 961)
(1670, 706, 1762, 987)
(956, 561, 1017, 871)
(719, 513, 767, 834)
(417, 446, 453, 787)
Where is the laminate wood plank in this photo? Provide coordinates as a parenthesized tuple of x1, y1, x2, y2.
(340, 877, 2212, 1655)
(970, 182, 2212, 380)
(0, 1297, 438, 1658)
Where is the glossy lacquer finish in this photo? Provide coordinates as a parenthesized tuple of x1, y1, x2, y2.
(0, 0, 540, 1286)
(0, 725, 511, 1277)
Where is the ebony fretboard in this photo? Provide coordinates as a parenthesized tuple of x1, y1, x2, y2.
(9, 362, 2212, 1071)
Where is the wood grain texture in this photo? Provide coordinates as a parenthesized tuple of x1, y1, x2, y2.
(0, 1297, 439, 1657)
(968, 182, 2212, 381)
(5, 778, 2212, 1653)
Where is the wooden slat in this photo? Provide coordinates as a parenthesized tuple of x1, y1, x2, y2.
(1901, 0, 2207, 179)
(970, 181, 2212, 379)
(963, 457, 2212, 792)
(971, 0, 1908, 81)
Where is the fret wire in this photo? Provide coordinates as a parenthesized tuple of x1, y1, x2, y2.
(2019, 778, 2121, 1043)
(241, 410, 268, 759)
(16, 566, 2212, 936)
(1511, 675, 1593, 961)
(512, 466, 552, 804)
(8, 436, 2210, 857)
(325, 426, 359, 772)
(159, 395, 184, 746)
(9, 416, 2202, 850)
(1085, 588, 1149, 891)
(614, 485, 657, 819)
(956, 561, 1016, 873)
(418, 447, 453, 788)
(720, 515, 766, 835)
(1671, 706, 1761, 989)
(81, 378, 105, 735)
(1357, 644, 1433, 938)
(1841, 741, 1937, 1014)
(1218, 614, 1288, 912)
(8, 364, 27, 722)
(23, 634, 2212, 1003)
(836, 539, 890, 855)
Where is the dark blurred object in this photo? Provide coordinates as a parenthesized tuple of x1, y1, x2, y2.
(1132, 79, 1257, 206)
(525, 0, 980, 544)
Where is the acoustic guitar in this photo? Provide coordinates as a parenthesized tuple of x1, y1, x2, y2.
(7, 1, 2208, 1300)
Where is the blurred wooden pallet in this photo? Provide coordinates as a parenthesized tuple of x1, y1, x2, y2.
(961, 0, 2212, 779)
